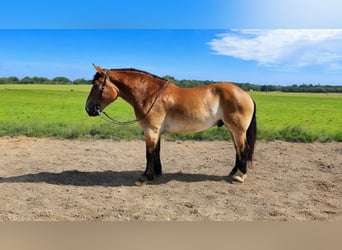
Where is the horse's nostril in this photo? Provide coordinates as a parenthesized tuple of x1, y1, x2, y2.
(85, 102, 101, 116)
(95, 104, 101, 114)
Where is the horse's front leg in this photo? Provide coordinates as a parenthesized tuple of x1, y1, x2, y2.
(153, 139, 162, 176)
(139, 132, 162, 183)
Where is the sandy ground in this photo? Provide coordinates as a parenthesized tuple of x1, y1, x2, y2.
(0, 136, 341, 221)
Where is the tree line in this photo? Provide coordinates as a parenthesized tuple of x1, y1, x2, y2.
(163, 75, 342, 93)
(0, 76, 91, 85)
(1, 75, 342, 93)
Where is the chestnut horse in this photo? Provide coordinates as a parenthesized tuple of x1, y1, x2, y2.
(86, 65, 256, 184)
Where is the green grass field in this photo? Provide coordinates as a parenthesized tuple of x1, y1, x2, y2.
(252, 92, 342, 142)
(0, 84, 341, 142)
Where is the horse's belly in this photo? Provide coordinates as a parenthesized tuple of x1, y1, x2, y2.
(163, 92, 222, 134)
(163, 115, 221, 134)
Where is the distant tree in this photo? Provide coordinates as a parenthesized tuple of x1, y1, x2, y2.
(6, 76, 20, 84)
(261, 85, 268, 92)
(163, 75, 177, 83)
(20, 77, 35, 84)
(0, 77, 20, 84)
(73, 78, 92, 85)
(32, 77, 50, 84)
(51, 77, 72, 84)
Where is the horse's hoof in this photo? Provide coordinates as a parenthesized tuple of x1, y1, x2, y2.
(231, 169, 247, 183)
(135, 175, 154, 186)
(135, 180, 147, 186)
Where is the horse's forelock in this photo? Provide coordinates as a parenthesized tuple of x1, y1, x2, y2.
(92, 72, 103, 83)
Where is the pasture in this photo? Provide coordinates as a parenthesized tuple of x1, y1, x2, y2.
(0, 84, 341, 141)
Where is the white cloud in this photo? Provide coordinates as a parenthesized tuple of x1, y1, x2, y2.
(208, 29, 342, 70)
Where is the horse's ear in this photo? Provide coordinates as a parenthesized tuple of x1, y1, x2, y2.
(92, 64, 105, 74)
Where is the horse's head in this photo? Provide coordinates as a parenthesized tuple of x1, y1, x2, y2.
(85, 64, 119, 116)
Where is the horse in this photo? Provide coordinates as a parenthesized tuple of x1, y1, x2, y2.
(85, 64, 256, 184)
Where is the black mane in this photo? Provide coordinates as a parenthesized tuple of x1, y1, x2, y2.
(110, 68, 168, 82)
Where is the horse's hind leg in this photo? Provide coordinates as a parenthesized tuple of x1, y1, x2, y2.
(228, 131, 249, 183)
(228, 154, 238, 178)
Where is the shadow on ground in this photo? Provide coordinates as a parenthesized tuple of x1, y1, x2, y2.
(0, 169, 227, 187)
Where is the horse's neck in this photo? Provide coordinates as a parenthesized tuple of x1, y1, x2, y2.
(116, 74, 161, 114)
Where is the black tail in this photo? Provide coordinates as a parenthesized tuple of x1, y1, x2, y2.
(246, 100, 257, 163)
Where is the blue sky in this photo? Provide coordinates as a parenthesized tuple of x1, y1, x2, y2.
(1, 0, 342, 85)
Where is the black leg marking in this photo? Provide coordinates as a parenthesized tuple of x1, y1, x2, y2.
(228, 154, 239, 176)
(141, 138, 162, 181)
(143, 150, 156, 181)
(236, 146, 249, 174)
(153, 139, 162, 176)
(229, 145, 249, 179)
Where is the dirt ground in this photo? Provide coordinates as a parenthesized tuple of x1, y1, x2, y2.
(0, 136, 341, 221)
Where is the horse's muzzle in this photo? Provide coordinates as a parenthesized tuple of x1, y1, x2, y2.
(85, 100, 101, 116)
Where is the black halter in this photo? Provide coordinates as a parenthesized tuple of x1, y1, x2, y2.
(94, 70, 109, 114)
(99, 70, 109, 99)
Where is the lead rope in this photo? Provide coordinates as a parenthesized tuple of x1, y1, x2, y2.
(101, 81, 169, 125)
(101, 111, 140, 125)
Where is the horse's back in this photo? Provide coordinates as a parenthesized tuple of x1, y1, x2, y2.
(165, 82, 253, 114)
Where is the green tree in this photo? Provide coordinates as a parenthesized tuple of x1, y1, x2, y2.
(20, 77, 35, 84)
(73, 78, 91, 85)
(32, 77, 50, 84)
(51, 77, 72, 84)
(7, 77, 20, 84)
